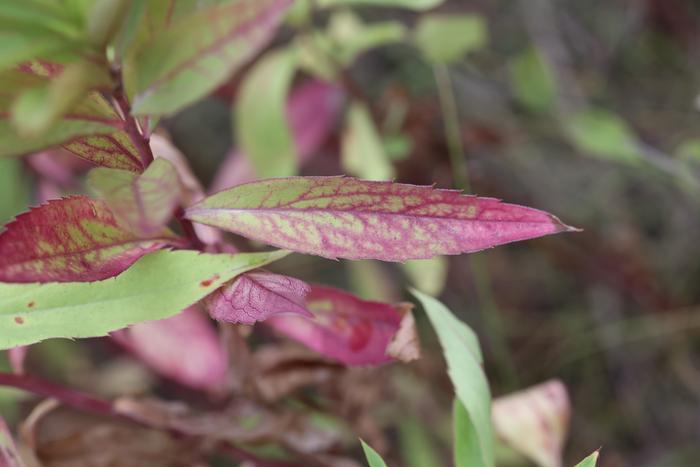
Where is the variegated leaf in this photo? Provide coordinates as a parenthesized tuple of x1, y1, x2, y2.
(126, 0, 293, 115)
(0, 196, 183, 283)
(267, 285, 404, 365)
(204, 271, 311, 324)
(0, 63, 143, 171)
(186, 177, 575, 261)
(493, 380, 571, 467)
(88, 158, 182, 236)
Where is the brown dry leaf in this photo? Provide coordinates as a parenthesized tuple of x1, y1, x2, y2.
(254, 344, 344, 402)
(114, 397, 293, 445)
(492, 379, 571, 467)
(386, 303, 421, 362)
(37, 423, 201, 467)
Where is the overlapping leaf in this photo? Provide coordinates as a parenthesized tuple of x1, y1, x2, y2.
(235, 48, 298, 179)
(186, 176, 574, 261)
(493, 380, 571, 467)
(88, 158, 182, 236)
(0, 64, 143, 171)
(267, 285, 404, 365)
(125, 0, 293, 115)
(204, 271, 312, 324)
(413, 290, 493, 467)
(575, 451, 600, 467)
(0, 249, 287, 350)
(0, 196, 183, 283)
(112, 306, 229, 391)
(212, 79, 341, 191)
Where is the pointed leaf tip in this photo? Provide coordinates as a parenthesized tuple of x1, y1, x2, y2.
(186, 177, 575, 262)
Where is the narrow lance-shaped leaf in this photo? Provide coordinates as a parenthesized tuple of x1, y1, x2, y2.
(126, 0, 293, 115)
(0, 249, 287, 350)
(267, 285, 404, 366)
(0, 196, 184, 283)
(575, 451, 600, 467)
(235, 47, 298, 179)
(341, 102, 394, 181)
(0, 64, 143, 171)
(186, 176, 575, 262)
(492, 380, 571, 467)
(112, 306, 229, 391)
(204, 271, 312, 325)
(361, 439, 388, 467)
(88, 158, 182, 236)
(412, 290, 493, 467)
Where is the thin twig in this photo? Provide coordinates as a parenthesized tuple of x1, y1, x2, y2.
(0, 372, 291, 467)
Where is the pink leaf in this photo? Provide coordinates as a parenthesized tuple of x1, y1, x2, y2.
(0, 416, 24, 467)
(8, 347, 27, 374)
(204, 271, 311, 324)
(211, 80, 342, 191)
(111, 306, 228, 391)
(186, 177, 577, 262)
(0, 196, 184, 283)
(87, 158, 183, 236)
(493, 379, 571, 467)
(267, 285, 404, 366)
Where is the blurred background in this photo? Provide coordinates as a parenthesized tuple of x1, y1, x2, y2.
(2, 0, 700, 466)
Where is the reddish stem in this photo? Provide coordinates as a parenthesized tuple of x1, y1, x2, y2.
(0, 372, 292, 466)
(113, 85, 203, 249)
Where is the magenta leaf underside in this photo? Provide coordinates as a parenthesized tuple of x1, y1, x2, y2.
(267, 285, 404, 366)
(205, 271, 312, 325)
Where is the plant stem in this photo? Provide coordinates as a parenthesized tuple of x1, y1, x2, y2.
(113, 87, 154, 169)
(0, 372, 291, 466)
(434, 64, 519, 388)
(113, 84, 204, 249)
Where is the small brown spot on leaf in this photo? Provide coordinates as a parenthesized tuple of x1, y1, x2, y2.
(200, 274, 221, 288)
(15, 317, 24, 325)
(27, 301, 35, 308)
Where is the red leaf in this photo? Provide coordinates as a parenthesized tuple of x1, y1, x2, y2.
(111, 306, 228, 391)
(187, 177, 577, 262)
(0, 197, 183, 283)
(204, 271, 312, 324)
(267, 285, 404, 366)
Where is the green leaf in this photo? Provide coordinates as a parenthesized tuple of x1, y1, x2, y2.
(509, 46, 557, 113)
(415, 14, 487, 64)
(11, 60, 111, 135)
(88, 158, 183, 236)
(454, 399, 485, 467)
(327, 10, 407, 66)
(0, 66, 142, 171)
(361, 440, 388, 467)
(318, 0, 444, 11)
(0, 249, 287, 350)
(341, 102, 395, 180)
(575, 451, 600, 467)
(126, 0, 293, 115)
(0, 158, 31, 226)
(412, 289, 493, 467)
(566, 108, 641, 163)
(234, 48, 298, 178)
(399, 415, 442, 467)
(402, 256, 448, 296)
